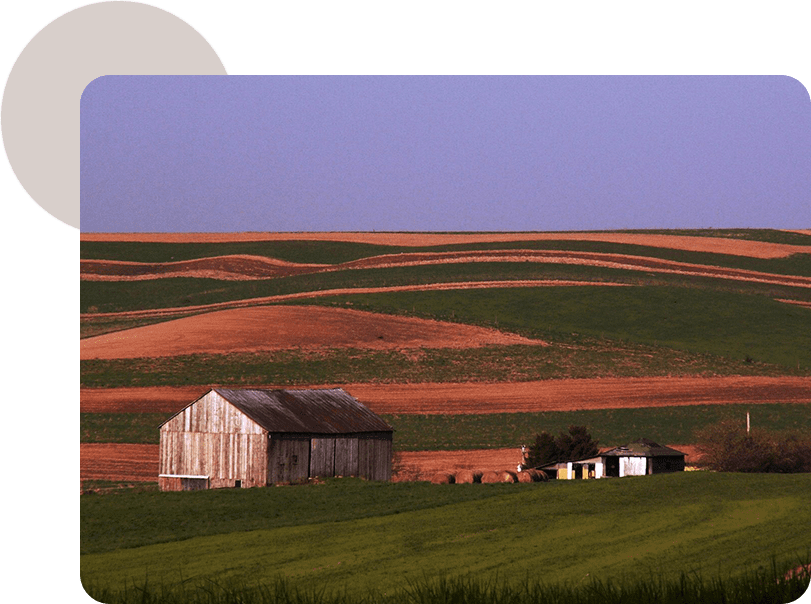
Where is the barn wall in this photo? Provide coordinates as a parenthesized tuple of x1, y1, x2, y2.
(159, 391, 268, 490)
(308, 434, 391, 480)
(357, 433, 392, 481)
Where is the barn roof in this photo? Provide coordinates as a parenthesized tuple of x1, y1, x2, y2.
(600, 439, 686, 458)
(213, 388, 393, 435)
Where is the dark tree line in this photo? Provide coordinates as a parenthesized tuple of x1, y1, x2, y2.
(524, 425, 599, 469)
(695, 419, 811, 473)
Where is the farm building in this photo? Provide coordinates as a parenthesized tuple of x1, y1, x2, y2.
(540, 439, 686, 480)
(158, 388, 393, 491)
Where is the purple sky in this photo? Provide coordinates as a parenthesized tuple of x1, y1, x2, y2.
(80, 76, 810, 232)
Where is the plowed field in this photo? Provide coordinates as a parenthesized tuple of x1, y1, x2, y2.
(80, 376, 811, 414)
(81, 444, 158, 482)
(81, 305, 542, 360)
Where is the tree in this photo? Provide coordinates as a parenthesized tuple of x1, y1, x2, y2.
(524, 425, 599, 469)
(562, 424, 600, 461)
(525, 431, 560, 468)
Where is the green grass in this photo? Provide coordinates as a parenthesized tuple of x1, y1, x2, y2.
(80, 240, 399, 264)
(82, 561, 811, 604)
(81, 231, 811, 273)
(80, 245, 811, 315)
(80, 337, 801, 389)
(81, 314, 187, 339)
(81, 477, 517, 555)
(81, 413, 169, 443)
(81, 472, 811, 599)
(80, 404, 811, 449)
(384, 404, 811, 451)
(311, 286, 811, 370)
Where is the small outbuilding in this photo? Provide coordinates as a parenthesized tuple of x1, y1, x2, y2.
(158, 388, 393, 491)
(541, 439, 686, 480)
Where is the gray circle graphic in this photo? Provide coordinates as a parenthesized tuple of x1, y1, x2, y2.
(1, 1, 226, 229)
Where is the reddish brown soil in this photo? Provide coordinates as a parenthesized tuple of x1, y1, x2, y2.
(346, 376, 811, 414)
(80, 443, 703, 484)
(81, 443, 158, 482)
(81, 305, 543, 360)
(80, 376, 811, 414)
(81, 255, 328, 281)
(81, 231, 811, 259)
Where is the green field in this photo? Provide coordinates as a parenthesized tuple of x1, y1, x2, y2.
(79, 232, 811, 603)
(80, 339, 802, 390)
(81, 404, 811, 450)
(80, 251, 811, 315)
(81, 472, 811, 599)
(304, 286, 811, 370)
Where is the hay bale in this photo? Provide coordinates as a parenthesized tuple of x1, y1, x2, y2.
(430, 472, 455, 484)
(454, 469, 475, 484)
(481, 470, 515, 483)
(519, 468, 549, 482)
(516, 470, 534, 483)
(479, 471, 501, 484)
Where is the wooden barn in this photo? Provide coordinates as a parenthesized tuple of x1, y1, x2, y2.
(158, 388, 393, 491)
(540, 439, 686, 480)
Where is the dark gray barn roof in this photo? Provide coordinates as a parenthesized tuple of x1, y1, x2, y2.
(600, 439, 685, 458)
(214, 388, 393, 435)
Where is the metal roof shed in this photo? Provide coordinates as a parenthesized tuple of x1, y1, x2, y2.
(540, 439, 686, 480)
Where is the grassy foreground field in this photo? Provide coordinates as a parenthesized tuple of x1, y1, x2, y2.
(81, 473, 811, 600)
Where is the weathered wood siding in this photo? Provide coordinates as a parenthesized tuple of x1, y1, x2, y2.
(358, 433, 392, 481)
(334, 437, 359, 477)
(267, 436, 311, 484)
(306, 434, 391, 480)
(159, 390, 268, 490)
(310, 437, 336, 478)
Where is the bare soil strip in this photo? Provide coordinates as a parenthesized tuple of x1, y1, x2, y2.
(80, 231, 811, 259)
(777, 299, 811, 309)
(81, 280, 628, 320)
(81, 249, 811, 288)
(81, 255, 326, 281)
(81, 305, 543, 360)
(80, 376, 811, 414)
(81, 443, 158, 482)
(80, 443, 703, 484)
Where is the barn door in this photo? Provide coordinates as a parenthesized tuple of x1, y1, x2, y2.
(310, 438, 336, 478)
(268, 437, 310, 484)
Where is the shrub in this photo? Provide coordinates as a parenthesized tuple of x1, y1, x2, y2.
(695, 418, 811, 473)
